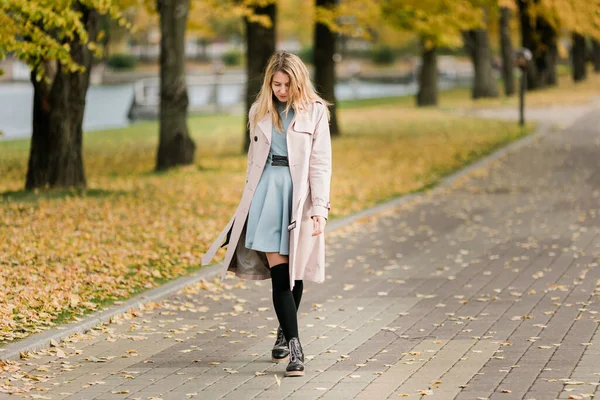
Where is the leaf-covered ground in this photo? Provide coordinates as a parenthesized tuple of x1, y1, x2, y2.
(0, 97, 529, 344)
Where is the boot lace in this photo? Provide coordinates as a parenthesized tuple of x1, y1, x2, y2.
(275, 327, 286, 347)
(289, 339, 302, 363)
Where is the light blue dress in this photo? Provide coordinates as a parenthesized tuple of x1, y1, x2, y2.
(245, 102, 295, 255)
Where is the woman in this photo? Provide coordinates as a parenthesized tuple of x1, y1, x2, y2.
(202, 50, 332, 377)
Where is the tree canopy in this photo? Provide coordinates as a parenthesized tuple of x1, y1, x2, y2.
(382, 0, 484, 48)
(0, 0, 133, 80)
(531, 0, 600, 40)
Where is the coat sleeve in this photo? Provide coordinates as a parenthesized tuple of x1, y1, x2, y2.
(309, 102, 332, 220)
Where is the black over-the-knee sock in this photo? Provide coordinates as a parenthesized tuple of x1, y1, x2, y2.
(293, 280, 303, 310)
(270, 263, 299, 341)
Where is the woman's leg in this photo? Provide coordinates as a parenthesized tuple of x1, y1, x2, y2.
(265, 253, 298, 341)
(293, 280, 303, 310)
(266, 252, 305, 376)
(264, 254, 303, 309)
(266, 254, 303, 363)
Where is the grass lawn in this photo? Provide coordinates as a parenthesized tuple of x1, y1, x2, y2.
(0, 88, 536, 344)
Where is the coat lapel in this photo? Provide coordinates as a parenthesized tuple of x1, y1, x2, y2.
(257, 113, 272, 144)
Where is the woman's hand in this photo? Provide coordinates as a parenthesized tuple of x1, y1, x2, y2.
(311, 216, 327, 236)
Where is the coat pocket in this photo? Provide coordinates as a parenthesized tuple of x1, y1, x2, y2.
(293, 118, 315, 135)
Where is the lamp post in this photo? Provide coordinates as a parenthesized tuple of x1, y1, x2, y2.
(515, 48, 532, 127)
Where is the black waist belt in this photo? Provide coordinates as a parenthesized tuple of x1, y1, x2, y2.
(272, 155, 289, 167)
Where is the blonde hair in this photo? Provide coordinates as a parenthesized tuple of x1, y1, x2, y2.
(250, 51, 330, 132)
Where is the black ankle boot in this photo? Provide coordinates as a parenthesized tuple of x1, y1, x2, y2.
(271, 326, 289, 363)
(285, 337, 305, 377)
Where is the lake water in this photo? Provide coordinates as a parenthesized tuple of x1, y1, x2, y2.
(0, 78, 463, 141)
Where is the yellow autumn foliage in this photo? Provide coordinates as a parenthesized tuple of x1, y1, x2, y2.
(0, 0, 134, 79)
(533, 0, 600, 39)
(382, 0, 484, 48)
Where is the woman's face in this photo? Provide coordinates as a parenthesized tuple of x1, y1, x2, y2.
(272, 71, 290, 103)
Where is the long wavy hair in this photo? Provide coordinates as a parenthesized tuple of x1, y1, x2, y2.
(250, 51, 330, 132)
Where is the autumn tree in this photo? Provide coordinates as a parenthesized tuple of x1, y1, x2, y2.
(140, 0, 247, 169)
(593, 40, 600, 73)
(311, 0, 385, 135)
(516, 0, 559, 89)
(499, 4, 515, 96)
(566, 2, 600, 79)
(136, 0, 243, 170)
(462, 3, 498, 99)
(243, 0, 276, 152)
(383, 0, 482, 106)
(155, 0, 196, 170)
(188, 0, 274, 154)
(571, 32, 586, 82)
(0, 0, 131, 189)
(517, 0, 600, 87)
(562, 1, 600, 81)
(137, 0, 278, 154)
(314, 0, 340, 136)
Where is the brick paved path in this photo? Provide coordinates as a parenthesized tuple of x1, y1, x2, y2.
(2, 108, 600, 400)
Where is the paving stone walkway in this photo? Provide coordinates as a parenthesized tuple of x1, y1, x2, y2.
(1, 105, 600, 400)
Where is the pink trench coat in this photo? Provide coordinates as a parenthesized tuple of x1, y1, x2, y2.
(201, 101, 332, 289)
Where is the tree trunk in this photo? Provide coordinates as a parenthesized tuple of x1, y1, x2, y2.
(517, 0, 557, 90)
(156, 0, 196, 170)
(463, 28, 499, 99)
(314, 0, 340, 136)
(416, 40, 438, 107)
(592, 39, 600, 73)
(572, 33, 587, 82)
(543, 27, 558, 86)
(499, 7, 515, 96)
(244, 3, 276, 153)
(25, 3, 99, 190)
(517, 0, 537, 89)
